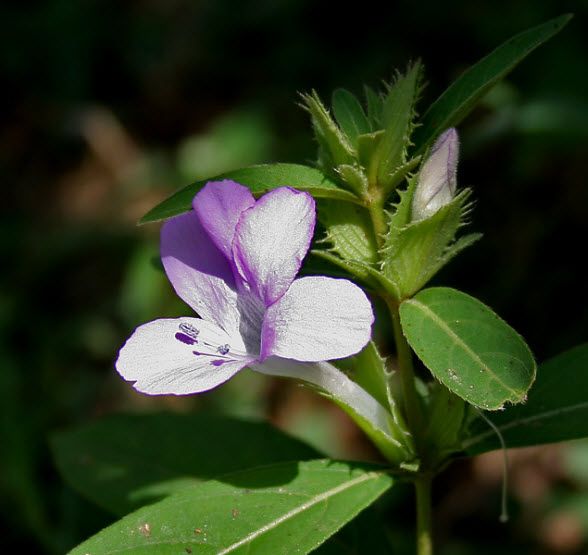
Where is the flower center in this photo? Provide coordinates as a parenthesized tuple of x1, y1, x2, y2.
(174, 323, 233, 366)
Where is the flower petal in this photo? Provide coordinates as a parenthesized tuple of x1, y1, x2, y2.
(161, 212, 242, 337)
(116, 318, 252, 395)
(232, 187, 315, 305)
(261, 276, 374, 361)
(193, 180, 255, 260)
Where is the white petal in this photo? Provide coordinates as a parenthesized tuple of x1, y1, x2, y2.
(261, 276, 374, 361)
(116, 318, 252, 395)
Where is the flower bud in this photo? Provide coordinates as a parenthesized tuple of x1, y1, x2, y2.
(411, 128, 459, 221)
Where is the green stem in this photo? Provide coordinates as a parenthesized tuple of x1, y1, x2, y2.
(388, 298, 425, 440)
(415, 475, 433, 555)
(368, 203, 387, 248)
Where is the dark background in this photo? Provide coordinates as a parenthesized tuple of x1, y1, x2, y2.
(1, 1, 587, 553)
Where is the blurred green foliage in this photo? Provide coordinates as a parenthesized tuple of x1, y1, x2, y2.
(1, 0, 587, 553)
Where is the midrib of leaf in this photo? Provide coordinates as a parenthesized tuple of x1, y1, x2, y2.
(463, 400, 588, 450)
(217, 471, 381, 554)
(404, 299, 524, 399)
(90, 469, 387, 555)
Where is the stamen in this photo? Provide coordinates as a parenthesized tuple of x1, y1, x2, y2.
(175, 332, 197, 345)
(179, 322, 200, 340)
(217, 344, 230, 355)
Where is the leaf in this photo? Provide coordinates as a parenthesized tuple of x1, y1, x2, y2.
(51, 412, 319, 516)
(311, 250, 401, 300)
(140, 163, 359, 223)
(465, 344, 588, 454)
(423, 383, 466, 464)
(412, 14, 573, 152)
(382, 185, 473, 297)
(336, 164, 368, 195)
(319, 200, 379, 264)
(332, 88, 371, 144)
(399, 287, 536, 410)
(336, 341, 390, 410)
(310, 250, 377, 287)
(69, 459, 394, 555)
(364, 86, 383, 128)
(301, 91, 356, 171)
(375, 62, 423, 189)
(357, 130, 383, 178)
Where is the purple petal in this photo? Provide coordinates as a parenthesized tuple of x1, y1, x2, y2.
(193, 180, 255, 261)
(116, 317, 253, 395)
(260, 276, 374, 362)
(232, 187, 315, 306)
(161, 212, 242, 336)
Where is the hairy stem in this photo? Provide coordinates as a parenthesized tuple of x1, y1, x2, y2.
(415, 475, 433, 555)
(368, 200, 387, 248)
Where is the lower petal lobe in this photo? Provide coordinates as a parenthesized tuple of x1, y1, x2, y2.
(116, 317, 252, 395)
(261, 276, 374, 362)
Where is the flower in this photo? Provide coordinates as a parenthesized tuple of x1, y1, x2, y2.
(116, 181, 374, 396)
(411, 128, 459, 221)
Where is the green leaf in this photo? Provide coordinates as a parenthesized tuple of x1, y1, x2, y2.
(382, 185, 474, 297)
(301, 91, 356, 171)
(319, 200, 379, 264)
(357, 130, 384, 179)
(140, 163, 359, 223)
(332, 88, 371, 144)
(335, 342, 413, 456)
(412, 14, 573, 152)
(336, 164, 368, 195)
(311, 250, 401, 300)
(399, 287, 536, 410)
(310, 250, 377, 287)
(364, 86, 384, 128)
(375, 62, 423, 189)
(423, 384, 466, 464)
(69, 459, 394, 555)
(465, 344, 588, 454)
(51, 413, 319, 516)
(337, 341, 390, 410)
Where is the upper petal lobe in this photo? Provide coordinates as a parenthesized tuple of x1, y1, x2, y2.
(193, 180, 255, 261)
(232, 187, 315, 306)
(161, 212, 242, 337)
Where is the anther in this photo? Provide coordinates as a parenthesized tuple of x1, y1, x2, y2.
(179, 323, 200, 340)
(217, 344, 230, 355)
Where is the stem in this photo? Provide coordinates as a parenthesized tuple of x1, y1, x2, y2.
(367, 180, 434, 555)
(388, 298, 425, 440)
(368, 200, 387, 248)
(415, 475, 433, 555)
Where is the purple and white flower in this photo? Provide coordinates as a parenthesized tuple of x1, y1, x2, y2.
(116, 180, 375, 400)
